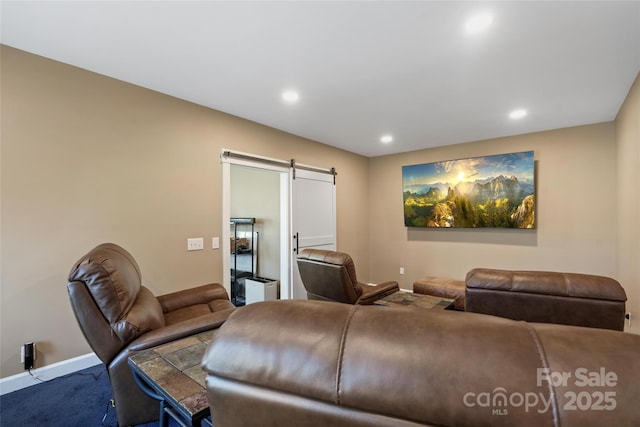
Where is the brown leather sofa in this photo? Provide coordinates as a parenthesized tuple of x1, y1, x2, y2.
(67, 243, 235, 426)
(297, 248, 399, 304)
(465, 268, 627, 331)
(203, 300, 640, 427)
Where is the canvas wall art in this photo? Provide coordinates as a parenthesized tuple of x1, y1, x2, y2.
(403, 151, 535, 228)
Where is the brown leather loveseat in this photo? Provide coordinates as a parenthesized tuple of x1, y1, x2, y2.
(67, 243, 235, 426)
(465, 268, 627, 331)
(203, 300, 640, 427)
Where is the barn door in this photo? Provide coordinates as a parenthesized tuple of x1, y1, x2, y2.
(290, 168, 336, 299)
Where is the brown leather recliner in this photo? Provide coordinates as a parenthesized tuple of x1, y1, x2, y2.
(296, 248, 399, 304)
(67, 243, 235, 427)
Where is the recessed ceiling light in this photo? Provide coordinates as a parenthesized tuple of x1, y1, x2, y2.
(465, 13, 493, 34)
(509, 109, 528, 119)
(281, 90, 299, 103)
(380, 135, 393, 144)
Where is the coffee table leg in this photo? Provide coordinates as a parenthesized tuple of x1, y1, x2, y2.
(159, 401, 168, 427)
(131, 369, 169, 426)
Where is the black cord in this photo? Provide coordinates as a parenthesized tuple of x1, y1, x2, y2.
(27, 369, 44, 382)
(58, 369, 103, 381)
(27, 367, 113, 425)
(28, 367, 104, 383)
(101, 398, 115, 427)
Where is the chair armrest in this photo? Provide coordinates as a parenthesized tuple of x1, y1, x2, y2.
(157, 283, 230, 313)
(128, 308, 235, 352)
(357, 281, 400, 305)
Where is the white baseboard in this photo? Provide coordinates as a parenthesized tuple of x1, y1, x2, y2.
(0, 352, 101, 395)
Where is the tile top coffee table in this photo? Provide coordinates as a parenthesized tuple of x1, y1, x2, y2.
(128, 330, 216, 427)
(374, 291, 454, 310)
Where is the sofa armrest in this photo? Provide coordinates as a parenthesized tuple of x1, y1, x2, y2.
(128, 308, 234, 352)
(357, 281, 400, 305)
(157, 283, 230, 313)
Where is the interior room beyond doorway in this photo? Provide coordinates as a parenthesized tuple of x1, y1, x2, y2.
(229, 165, 282, 305)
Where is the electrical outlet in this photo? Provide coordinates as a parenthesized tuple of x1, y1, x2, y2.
(626, 312, 631, 328)
(399, 267, 405, 275)
(187, 237, 204, 251)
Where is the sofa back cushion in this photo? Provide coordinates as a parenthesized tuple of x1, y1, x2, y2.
(465, 268, 627, 330)
(466, 268, 627, 301)
(203, 300, 640, 427)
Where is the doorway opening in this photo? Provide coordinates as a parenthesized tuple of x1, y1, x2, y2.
(221, 149, 336, 305)
(222, 158, 289, 305)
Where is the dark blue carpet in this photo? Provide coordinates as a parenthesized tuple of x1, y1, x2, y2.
(0, 364, 182, 427)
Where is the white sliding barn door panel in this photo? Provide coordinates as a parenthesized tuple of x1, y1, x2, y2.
(291, 168, 337, 300)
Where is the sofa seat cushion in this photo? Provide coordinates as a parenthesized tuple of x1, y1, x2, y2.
(466, 268, 627, 301)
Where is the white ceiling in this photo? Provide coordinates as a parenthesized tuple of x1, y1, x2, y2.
(2, 1, 639, 157)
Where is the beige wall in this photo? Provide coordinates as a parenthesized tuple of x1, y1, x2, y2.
(230, 165, 281, 281)
(369, 123, 619, 287)
(0, 46, 369, 377)
(616, 72, 640, 332)
(1, 44, 638, 379)
(368, 98, 639, 333)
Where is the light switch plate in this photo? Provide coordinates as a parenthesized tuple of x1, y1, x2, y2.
(187, 237, 204, 251)
(212, 237, 220, 249)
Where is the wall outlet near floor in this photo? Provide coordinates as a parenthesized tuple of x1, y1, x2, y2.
(21, 342, 36, 370)
(399, 267, 405, 275)
(626, 312, 631, 328)
(187, 237, 204, 251)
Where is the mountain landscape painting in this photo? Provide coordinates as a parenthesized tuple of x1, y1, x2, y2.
(403, 151, 535, 228)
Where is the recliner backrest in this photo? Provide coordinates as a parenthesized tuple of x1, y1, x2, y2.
(296, 249, 363, 303)
(69, 243, 142, 324)
(67, 243, 165, 361)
